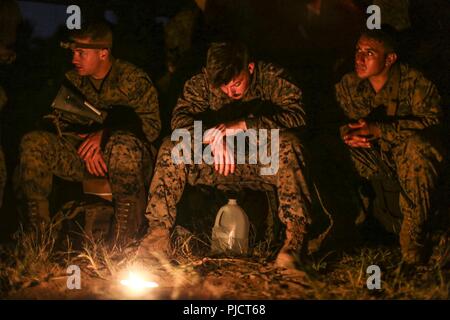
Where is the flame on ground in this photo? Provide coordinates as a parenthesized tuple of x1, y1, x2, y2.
(120, 271, 159, 293)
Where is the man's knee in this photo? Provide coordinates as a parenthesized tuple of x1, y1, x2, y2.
(159, 136, 179, 154)
(105, 133, 145, 171)
(156, 136, 187, 165)
(278, 131, 306, 163)
(20, 131, 56, 153)
(401, 133, 443, 168)
(106, 133, 144, 154)
(279, 131, 301, 145)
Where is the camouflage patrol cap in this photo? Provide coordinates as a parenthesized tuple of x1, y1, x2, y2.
(61, 20, 113, 50)
(60, 39, 112, 50)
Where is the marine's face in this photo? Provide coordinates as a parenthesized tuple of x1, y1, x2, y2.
(220, 63, 254, 100)
(71, 38, 105, 77)
(0, 45, 16, 64)
(354, 36, 390, 79)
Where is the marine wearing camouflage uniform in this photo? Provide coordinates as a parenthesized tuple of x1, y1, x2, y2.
(336, 63, 444, 264)
(141, 60, 312, 267)
(19, 58, 161, 238)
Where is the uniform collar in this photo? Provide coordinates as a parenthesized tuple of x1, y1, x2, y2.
(356, 63, 401, 95)
(84, 58, 116, 92)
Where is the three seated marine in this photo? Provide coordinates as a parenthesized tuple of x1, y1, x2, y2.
(18, 22, 444, 269)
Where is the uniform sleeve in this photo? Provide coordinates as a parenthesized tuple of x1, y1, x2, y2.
(125, 74, 161, 144)
(377, 75, 442, 142)
(245, 67, 306, 130)
(171, 74, 210, 131)
(335, 75, 372, 120)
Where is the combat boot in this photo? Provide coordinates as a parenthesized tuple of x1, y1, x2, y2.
(135, 225, 172, 264)
(275, 221, 306, 269)
(400, 216, 428, 265)
(27, 199, 50, 229)
(111, 194, 146, 246)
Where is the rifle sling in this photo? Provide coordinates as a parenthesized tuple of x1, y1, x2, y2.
(386, 64, 401, 117)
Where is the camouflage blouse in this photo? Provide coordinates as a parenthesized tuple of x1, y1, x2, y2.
(171, 61, 307, 131)
(335, 63, 442, 144)
(55, 58, 161, 144)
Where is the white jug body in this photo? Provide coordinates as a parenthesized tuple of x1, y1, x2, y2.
(211, 199, 250, 255)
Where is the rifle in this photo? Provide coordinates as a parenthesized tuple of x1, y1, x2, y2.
(46, 81, 145, 145)
(350, 147, 415, 209)
(42, 81, 106, 137)
(51, 81, 106, 124)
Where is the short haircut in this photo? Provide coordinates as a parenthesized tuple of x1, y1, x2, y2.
(69, 20, 113, 47)
(360, 24, 399, 54)
(206, 42, 251, 87)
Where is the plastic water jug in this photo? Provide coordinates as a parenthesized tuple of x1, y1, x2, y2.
(211, 199, 250, 255)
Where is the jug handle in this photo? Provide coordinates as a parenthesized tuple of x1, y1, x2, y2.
(214, 207, 225, 227)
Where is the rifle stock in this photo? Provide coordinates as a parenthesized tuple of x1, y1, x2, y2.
(51, 82, 106, 124)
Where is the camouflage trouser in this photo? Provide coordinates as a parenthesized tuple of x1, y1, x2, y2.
(349, 133, 444, 263)
(19, 130, 153, 204)
(146, 131, 312, 236)
(0, 146, 6, 208)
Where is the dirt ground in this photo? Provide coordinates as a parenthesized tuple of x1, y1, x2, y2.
(3, 238, 449, 300)
(5, 258, 316, 300)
